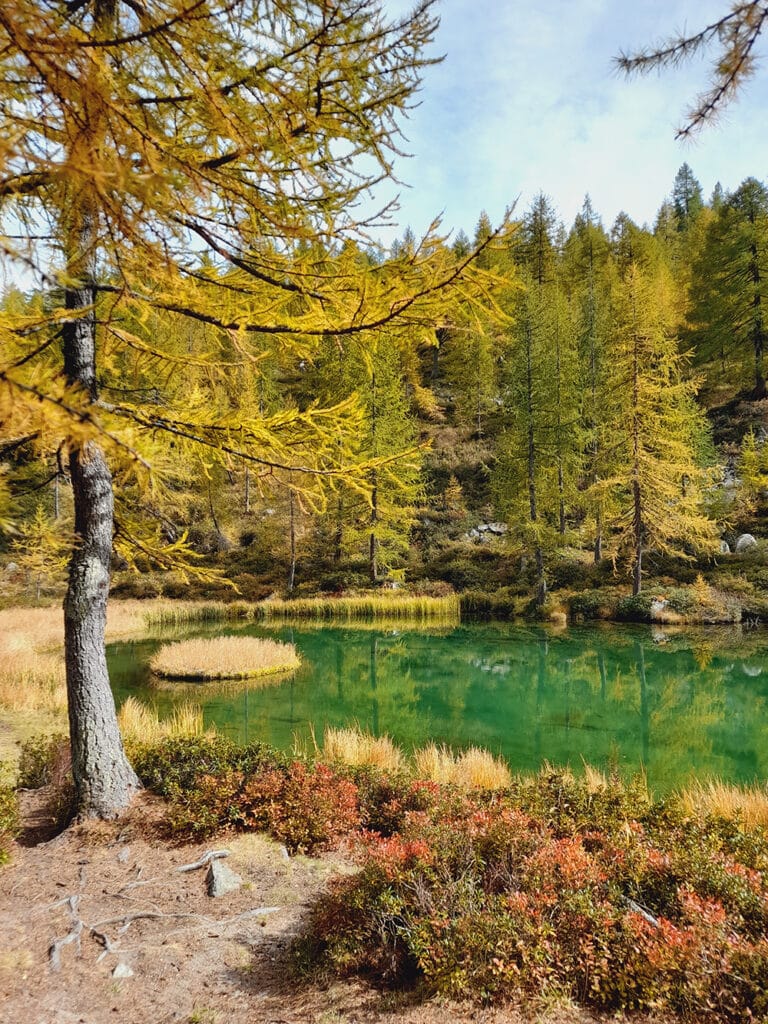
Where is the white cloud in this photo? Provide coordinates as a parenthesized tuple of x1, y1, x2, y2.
(376, 0, 768, 241)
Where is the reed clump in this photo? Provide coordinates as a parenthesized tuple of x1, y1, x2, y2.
(149, 635, 300, 681)
(680, 778, 768, 828)
(415, 741, 512, 790)
(321, 726, 405, 772)
(258, 593, 460, 624)
(117, 696, 213, 747)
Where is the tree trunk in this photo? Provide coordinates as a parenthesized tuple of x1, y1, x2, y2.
(64, 437, 140, 818)
(632, 482, 643, 597)
(594, 508, 603, 563)
(288, 485, 296, 593)
(60, 0, 140, 818)
(749, 239, 766, 397)
(369, 474, 379, 583)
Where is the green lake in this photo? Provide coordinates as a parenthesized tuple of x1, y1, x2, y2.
(108, 621, 768, 792)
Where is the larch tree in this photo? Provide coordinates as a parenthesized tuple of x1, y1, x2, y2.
(606, 264, 718, 594)
(687, 177, 768, 395)
(0, 0, 499, 819)
(562, 198, 614, 561)
(495, 196, 580, 605)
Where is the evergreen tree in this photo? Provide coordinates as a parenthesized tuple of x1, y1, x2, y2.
(563, 198, 614, 561)
(606, 265, 717, 593)
(688, 177, 768, 394)
(672, 163, 704, 232)
(495, 197, 580, 603)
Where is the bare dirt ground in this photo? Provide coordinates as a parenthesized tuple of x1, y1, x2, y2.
(0, 791, 657, 1024)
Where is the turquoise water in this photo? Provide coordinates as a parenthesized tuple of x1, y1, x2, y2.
(108, 621, 768, 791)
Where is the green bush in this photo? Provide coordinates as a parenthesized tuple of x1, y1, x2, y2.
(568, 589, 616, 619)
(615, 592, 654, 621)
(132, 735, 286, 798)
(0, 785, 20, 865)
(17, 733, 69, 788)
(460, 588, 517, 619)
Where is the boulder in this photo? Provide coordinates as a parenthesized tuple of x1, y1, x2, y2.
(206, 859, 243, 897)
(735, 533, 758, 553)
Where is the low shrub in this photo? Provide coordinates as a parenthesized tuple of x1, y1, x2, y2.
(166, 760, 360, 852)
(300, 772, 768, 1017)
(568, 588, 617, 619)
(0, 784, 20, 865)
(15, 733, 74, 830)
(460, 589, 517, 619)
(17, 732, 69, 788)
(131, 735, 285, 797)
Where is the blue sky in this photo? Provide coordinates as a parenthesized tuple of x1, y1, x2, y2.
(373, 0, 768, 242)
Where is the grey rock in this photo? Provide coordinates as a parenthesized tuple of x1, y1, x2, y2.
(4, 562, 17, 575)
(112, 963, 134, 979)
(735, 533, 758, 553)
(719, 540, 731, 554)
(116, 846, 131, 864)
(206, 859, 243, 897)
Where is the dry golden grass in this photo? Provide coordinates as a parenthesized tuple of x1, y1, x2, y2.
(0, 607, 67, 714)
(321, 726, 404, 772)
(413, 742, 456, 784)
(149, 635, 300, 680)
(415, 742, 512, 790)
(680, 778, 768, 829)
(117, 696, 214, 746)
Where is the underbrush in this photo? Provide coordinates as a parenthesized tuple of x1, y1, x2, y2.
(123, 732, 768, 1019)
(9, 725, 768, 1018)
(0, 783, 20, 864)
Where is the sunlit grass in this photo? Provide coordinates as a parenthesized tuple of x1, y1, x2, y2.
(680, 778, 768, 828)
(414, 742, 512, 790)
(259, 593, 460, 624)
(321, 726, 405, 772)
(142, 593, 461, 626)
(117, 696, 214, 746)
(149, 635, 300, 680)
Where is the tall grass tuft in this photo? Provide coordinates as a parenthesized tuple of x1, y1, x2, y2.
(414, 742, 512, 790)
(680, 778, 768, 828)
(149, 635, 300, 680)
(117, 696, 213, 747)
(321, 726, 404, 772)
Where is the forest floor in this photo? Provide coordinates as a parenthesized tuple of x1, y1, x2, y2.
(0, 790, 670, 1024)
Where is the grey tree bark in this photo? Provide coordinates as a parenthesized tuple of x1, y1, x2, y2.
(60, 71, 140, 816)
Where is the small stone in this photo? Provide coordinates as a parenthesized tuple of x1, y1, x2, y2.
(206, 859, 243, 897)
(112, 963, 134, 979)
(116, 847, 131, 864)
(719, 540, 731, 554)
(277, 844, 290, 861)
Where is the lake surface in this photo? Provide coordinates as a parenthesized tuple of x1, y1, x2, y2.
(108, 621, 768, 791)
